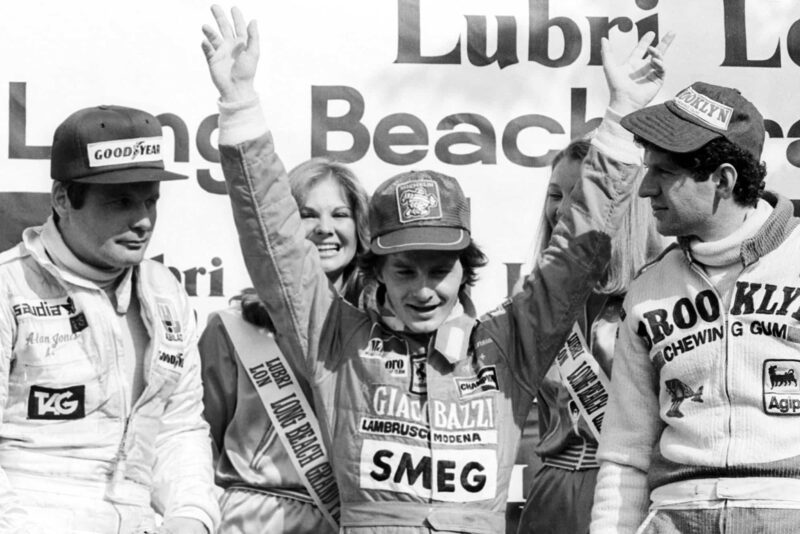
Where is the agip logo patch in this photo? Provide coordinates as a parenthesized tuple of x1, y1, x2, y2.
(763, 359, 800, 415)
(396, 180, 441, 223)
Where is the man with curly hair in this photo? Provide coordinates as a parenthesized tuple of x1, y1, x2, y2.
(591, 83, 800, 533)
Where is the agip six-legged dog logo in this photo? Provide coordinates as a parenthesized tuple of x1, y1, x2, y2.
(763, 359, 800, 415)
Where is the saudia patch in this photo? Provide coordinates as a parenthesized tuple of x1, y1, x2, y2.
(396, 180, 441, 223)
(763, 359, 800, 415)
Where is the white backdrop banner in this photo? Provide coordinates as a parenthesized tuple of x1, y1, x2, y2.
(3, 0, 800, 323)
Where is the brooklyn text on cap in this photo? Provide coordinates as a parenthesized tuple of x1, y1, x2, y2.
(369, 170, 471, 255)
(620, 81, 765, 161)
(50, 105, 187, 184)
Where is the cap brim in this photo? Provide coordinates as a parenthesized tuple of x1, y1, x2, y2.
(621, 104, 721, 154)
(370, 227, 469, 255)
(69, 168, 187, 184)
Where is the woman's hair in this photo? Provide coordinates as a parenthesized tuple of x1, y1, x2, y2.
(358, 239, 489, 290)
(531, 139, 662, 296)
(240, 158, 370, 327)
(288, 157, 370, 256)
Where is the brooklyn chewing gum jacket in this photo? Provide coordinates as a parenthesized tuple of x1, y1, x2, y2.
(218, 101, 639, 533)
(592, 193, 800, 533)
(0, 223, 219, 532)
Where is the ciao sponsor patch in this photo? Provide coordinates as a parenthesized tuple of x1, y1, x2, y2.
(28, 384, 85, 419)
(359, 439, 496, 502)
(763, 359, 800, 415)
(156, 298, 183, 342)
(454, 366, 498, 398)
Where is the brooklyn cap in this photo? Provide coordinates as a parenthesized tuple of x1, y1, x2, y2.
(50, 105, 187, 184)
(621, 81, 765, 161)
(369, 170, 470, 255)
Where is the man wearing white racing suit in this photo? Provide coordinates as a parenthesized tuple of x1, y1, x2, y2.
(0, 106, 218, 533)
(202, 7, 671, 532)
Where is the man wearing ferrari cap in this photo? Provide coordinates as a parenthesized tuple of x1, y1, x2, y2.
(0, 106, 219, 533)
(591, 82, 800, 533)
(201, 4, 673, 532)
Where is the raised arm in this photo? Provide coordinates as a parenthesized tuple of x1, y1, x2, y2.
(498, 31, 674, 392)
(201, 6, 333, 380)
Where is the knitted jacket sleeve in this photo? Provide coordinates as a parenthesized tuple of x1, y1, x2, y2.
(591, 290, 663, 533)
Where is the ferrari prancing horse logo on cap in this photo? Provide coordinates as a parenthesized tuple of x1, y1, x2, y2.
(396, 180, 442, 223)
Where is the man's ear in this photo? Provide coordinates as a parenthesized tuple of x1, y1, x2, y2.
(712, 163, 738, 200)
(51, 181, 70, 219)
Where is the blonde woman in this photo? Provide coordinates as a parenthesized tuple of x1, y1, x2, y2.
(517, 138, 664, 534)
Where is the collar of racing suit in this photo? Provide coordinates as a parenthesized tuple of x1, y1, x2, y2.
(371, 285, 478, 364)
(26, 217, 135, 314)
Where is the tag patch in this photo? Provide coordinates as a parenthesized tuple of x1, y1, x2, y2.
(396, 180, 441, 223)
(87, 136, 163, 167)
(454, 366, 499, 399)
(28, 385, 85, 419)
(764, 359, 800, 415)
(156, 298, 183, 342)
(673, 87, 733, 130)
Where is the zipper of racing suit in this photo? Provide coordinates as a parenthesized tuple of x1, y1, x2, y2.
(425, 333, 435, 504)
(104, 288, 133, 488)
(684, 252, 735, 468)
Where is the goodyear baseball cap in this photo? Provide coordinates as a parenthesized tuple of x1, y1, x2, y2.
(50, 105, 187, 184)
(369, 170, 470, 255)
(621, 82, 765, 161)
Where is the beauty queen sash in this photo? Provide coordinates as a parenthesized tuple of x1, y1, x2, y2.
(554, 323, 611, 441)
(219, 309, 340, 530)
